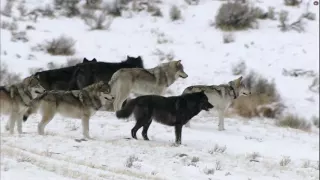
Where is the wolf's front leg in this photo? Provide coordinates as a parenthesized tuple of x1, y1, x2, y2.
(8, 112, 19, 134)
(16, 113, 25, 134)
(174, 124, 183, 145)
(218, 110, 225, 131)
(81, 116, 92, 139)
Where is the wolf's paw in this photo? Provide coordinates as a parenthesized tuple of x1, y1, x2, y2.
(218, 127, 225, 131)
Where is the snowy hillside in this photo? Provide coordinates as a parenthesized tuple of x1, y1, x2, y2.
(1, 0, 319, 179)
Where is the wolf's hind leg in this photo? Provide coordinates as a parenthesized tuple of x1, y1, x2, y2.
(16, 112, 25, 134)
(38, 106, 55, 135)
(218, 110, 225, 131)
(8, 112, 19, 134)
(142, 120, 152, 141)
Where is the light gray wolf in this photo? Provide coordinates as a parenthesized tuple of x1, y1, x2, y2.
(109, 60, 188, 112)
(109, 60, 188, 111)
(115, 91, 213, 145)
(0, 75, 45, 134)
(23, 81, 114, 139)
(182, 76, 251, 131)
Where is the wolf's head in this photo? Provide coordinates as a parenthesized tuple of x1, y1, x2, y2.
(91, 81, 115, 105)
(23, 75, 46, 98)
(124, 56, 144, 68)
(197, 91, 214, 111)
(169, 60, 188, 79)
(82, 58, 97, 63)
(228, 76, 251, 98)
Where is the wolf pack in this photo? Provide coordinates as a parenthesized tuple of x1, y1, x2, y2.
(0, 56, 251, 145)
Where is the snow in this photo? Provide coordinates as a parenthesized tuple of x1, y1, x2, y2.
(1, 0, 319, 179)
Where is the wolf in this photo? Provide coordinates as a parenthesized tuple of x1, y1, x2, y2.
(68, 56, 144, 90)
(115, 91, 214, 145)
(22, 81, 114, 139)
(182, 76, 251, 131)
(34, 57, 97, 90)
(0, 75, 46, 134)
(109, 60, 188, 112)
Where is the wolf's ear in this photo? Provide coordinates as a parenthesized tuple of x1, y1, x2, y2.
(83, 58, 88, 62)
(235, 76, 242, 87)
(176, 60, 182, 66)
(92, 58, 97, 62)
(127, 55, 130, 59)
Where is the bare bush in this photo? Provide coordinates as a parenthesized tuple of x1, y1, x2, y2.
(0, 63, 21, 86)
(1, 21, 18, 31)
(223, 32, 235, 44)
(208, 144, 227, 154)
(203, 167, 215, 175)
(311, 116, 319, 128)
(66, 57, 82, 66)
(284, 0, 302, 6)
(267, 7, 276, 20)
(152, 49, 175, 62)
(1, 0, 14, 17)
(83, 0, 103, 9)
(302, 160, 311, 168)
(28, 67, 44, 75)
(169, 5, 182, 21)
(248, 152, 261, 162)
(276, 114, 311, 131)
(147, 3, 163, 17)
(55, 0, 80, 17)
(185, 0, 200, 5)
(215, 160, 222, 170)
(18, 2, 28, 17)
(279, 156, 291, 166)
(44, 36, 76, 56)
(11, 31, 28, 43)
(231, 71, 283, 118)
(278, 10, 305, 33)
(42, 5, 55, 17)
(104, 0, 123, 17)
(215, 2, 257, 31)
(231, 60, 246, 75)
(253, 7, 267, 19)
(125, 155, 140, 168)
(82, 10, 113, 30)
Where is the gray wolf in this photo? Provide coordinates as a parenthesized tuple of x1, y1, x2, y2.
(22, 81, 114, 139)
(109, 60, 188, 112)
(182, 76, 251, 131)
(68, 56, 144, 90)
(115, 91, 213, 145)
(34, 57, 97, 90)
(0, 75, 45, 134)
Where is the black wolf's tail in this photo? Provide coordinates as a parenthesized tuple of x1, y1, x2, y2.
(116, 99, 136, 119)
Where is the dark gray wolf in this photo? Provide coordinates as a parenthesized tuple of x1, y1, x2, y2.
(34, 57, 97, 90)
(0, 75, 45, 134)
(115, 91, 213, 145)
(68, 56, 144, 90)
(109, 60, 188, 111)
(182, 76, 251, 130)
(23, 81, 114, 139)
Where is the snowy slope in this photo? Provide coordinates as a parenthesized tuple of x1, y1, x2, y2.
(1, 0, 319, 179)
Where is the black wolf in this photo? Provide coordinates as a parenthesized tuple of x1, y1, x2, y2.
(34, 58, 97, 90)
(116, 91, 214, 145)
(68, 56, 144, 90)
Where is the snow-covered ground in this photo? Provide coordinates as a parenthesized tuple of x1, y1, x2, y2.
(1, 0, 319, 179)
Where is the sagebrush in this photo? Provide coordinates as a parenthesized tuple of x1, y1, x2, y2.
(276, 114, 311, 131)
(0, 63, 21, 86)
(231, 70, 283, 118)
(215, 2, 257, 31)
(44, 36, 76, 56)
(169, 5, 182, 21)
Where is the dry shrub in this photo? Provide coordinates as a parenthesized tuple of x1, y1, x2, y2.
(276, 114, 311, 131)
(311, 116, 319, 128)
(1, 0, 14, 17)
(215, 2, 257, 31)
(222, 32, 235, 44)
(231, 71, 283, 118)
(284, 0, 301, 6)
(82, 9, 113, 30)
(169, 5, 182, 21)
(278, 10, 305, 33)
(1, 20, 18, 31)
(54, 0, 80, 17)
(0, 63, 21, 86)
(231, 60, 246, 75)
(44, 36, 76, 56)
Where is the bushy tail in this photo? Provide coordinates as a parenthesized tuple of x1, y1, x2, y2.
(116, 99, 136, 119)
(23, 93, 46, 122)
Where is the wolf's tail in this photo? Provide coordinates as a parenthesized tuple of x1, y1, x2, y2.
(23, 93, 46, 122)
(116, 99, 136, 119)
